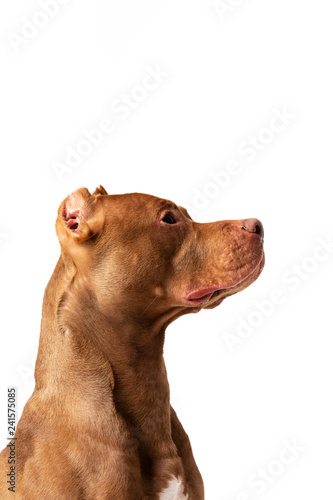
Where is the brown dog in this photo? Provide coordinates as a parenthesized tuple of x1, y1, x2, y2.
(0, 186, 264, 499)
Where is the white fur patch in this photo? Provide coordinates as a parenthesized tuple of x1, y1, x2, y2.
(158, 476, 188, 500)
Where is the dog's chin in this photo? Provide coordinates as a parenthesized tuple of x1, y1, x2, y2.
(202, 253, 265, 310)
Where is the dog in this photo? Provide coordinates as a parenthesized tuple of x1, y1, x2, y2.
(0, 186, 264, 499)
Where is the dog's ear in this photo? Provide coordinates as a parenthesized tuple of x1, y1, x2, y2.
(93, 185, 108, 196)
(56, 188, 105, 248)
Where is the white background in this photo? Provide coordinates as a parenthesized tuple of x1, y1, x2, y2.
(0, 1, 332, 499)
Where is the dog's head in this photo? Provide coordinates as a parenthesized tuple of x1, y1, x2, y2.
(56, 186, 264, 326)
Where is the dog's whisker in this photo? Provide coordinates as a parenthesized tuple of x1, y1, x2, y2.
(141, 295, 158, 316)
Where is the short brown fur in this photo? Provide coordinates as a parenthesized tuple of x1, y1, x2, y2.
(0, 186, 264, 499)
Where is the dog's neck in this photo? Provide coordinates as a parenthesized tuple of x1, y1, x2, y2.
(35, 257, 177, 462)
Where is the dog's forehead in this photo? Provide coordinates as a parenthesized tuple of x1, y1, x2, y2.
(102, 192, 178, 215)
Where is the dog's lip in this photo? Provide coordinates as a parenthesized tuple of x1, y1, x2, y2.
(185, 252, 265, 307)
(186, 286, 227, 305)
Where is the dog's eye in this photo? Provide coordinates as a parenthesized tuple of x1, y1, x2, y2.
(161, 213, 176, 224)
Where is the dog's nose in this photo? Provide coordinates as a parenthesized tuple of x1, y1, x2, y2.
(242, 218, 264, 238)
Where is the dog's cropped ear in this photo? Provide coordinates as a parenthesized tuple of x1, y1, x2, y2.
(56, 188, 105, 248)
(93, 185, 108, 196)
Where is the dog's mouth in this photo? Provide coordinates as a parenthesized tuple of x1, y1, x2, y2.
(185, 252, 265, 308)
(186, 286, 225, 305)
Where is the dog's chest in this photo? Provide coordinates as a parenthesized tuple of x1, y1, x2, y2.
(158, 476, 188, 500)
